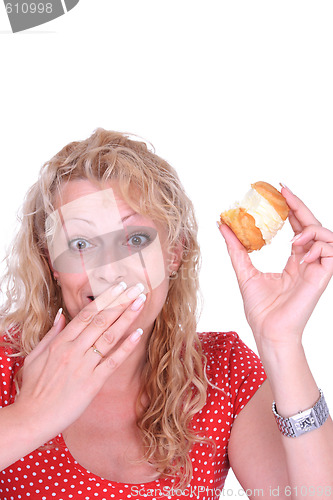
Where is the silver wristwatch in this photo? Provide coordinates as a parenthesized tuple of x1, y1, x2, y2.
(272, 389, 329, 438)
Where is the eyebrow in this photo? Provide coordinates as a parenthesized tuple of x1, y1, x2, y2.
(64, 212, 139, 226)
(121, 212, 139, 223)
(65, 217, 94, 225)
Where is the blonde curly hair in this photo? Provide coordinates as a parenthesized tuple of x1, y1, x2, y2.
(0, 128, 208, 485)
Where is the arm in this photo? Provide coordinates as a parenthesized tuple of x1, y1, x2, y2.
(228, 380, 333, 499)
(259, 342, 333, 489)
(0, 402, 57, 471)
(219, 185, 333, 497)
(228, 380, 289, 498)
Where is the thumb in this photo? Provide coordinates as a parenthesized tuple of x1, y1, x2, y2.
(218, 223, 257, 286)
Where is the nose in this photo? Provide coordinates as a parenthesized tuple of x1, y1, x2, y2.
(89, 260, 127, 287)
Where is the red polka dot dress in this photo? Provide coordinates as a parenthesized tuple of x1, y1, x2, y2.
(0, 332, 266, 500)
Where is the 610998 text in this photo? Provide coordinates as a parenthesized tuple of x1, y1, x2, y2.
(5, 3, 53, 14)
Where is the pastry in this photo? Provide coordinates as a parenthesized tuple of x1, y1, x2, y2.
(219, 181, 289, 252)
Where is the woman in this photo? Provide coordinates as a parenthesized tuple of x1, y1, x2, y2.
(0, 129, 332, 499)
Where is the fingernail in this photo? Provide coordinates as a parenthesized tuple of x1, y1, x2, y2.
(113, 281, 127, 294)
(129, 328, 144, 342)
(130, 293, 147, 311)
(279, 182, 293, 193)
(216, 221, 221, 229)
(127, 283, 145, 299)
(291, 232, 302, 243)
(53, 307, 63, 326)
(300, 251, 310, 264)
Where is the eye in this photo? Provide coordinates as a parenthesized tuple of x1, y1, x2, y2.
(126, 233, 151, 248)
(68, 238, 94, 252)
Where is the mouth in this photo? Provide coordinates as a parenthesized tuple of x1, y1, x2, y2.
(87, 296, 95, 302)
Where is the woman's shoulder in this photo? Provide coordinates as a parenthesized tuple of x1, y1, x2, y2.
(198, 331, 249, 361)
(198, 331, 267, 416)
(199, 330, 240, 347)
(198, 330, 264, 373)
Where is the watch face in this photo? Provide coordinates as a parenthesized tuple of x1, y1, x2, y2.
(295, 416, 316, 431)
(293, 409, 319, 434)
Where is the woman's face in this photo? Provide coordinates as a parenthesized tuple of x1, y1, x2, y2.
(47, 179, 179, 334)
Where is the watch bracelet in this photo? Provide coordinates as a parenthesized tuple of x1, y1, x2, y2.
(272, 389, 330, 438)
(314, 390, 330, 426)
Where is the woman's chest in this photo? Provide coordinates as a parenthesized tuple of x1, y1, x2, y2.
(62, 406, 160, 484)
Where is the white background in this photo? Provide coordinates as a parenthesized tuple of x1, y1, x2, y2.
(1, 1, 333, 496)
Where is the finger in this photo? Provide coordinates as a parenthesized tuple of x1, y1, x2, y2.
(285, 224, 333, 269)
(280, 185, 322, 228)
(288, 209, 303, 235)
(25, 310, 65, 364)
(92, 293, 147, 356)
(93, 281, 128, 312)
(72, 283, 146, 352)
(61, 281, 130, 341)
(292, 225, 333, 247)
(94, 327, 144, 379)
(218, 223, 258, 286)
(301, 241, 333, 268)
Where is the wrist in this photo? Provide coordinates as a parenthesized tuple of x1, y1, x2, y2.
(272, 388, 329, 438)
(0, 402, 51, 471)
(13, 398, 56, 447)
(256, 329, 304, 357)
(257, 335, 305, 378)
(256, 340, 320, 417)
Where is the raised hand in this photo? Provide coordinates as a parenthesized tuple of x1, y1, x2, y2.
(218, 185, 333, 349)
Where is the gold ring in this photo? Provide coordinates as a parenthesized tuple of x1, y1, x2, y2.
(91, 344, 104, 358)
